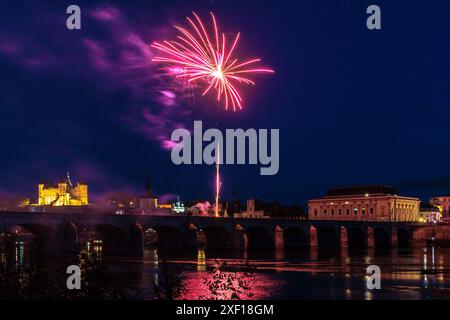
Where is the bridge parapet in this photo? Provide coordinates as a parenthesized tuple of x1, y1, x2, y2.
(0, 212, 440, 256)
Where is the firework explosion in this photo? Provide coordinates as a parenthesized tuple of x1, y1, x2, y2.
(151, 12, 274, 111)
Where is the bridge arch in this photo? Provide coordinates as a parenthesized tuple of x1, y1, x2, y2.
(10, 223, 63, 256)
(78, 226, 103, 242)
(91, 224, 128, 256)
(283, 227, 308, 249)
(316, 226, 339, 250)
(201, 225, 232, 252)
(347, 227, 366, 249)
(4, 225, 37, 239)
(1, 225, 37, 248)
(149, 225, 185, 252)
(244, 226, 274, 251)
(62, 222, 78, 255)
(397, 228, 410, 248)
(14, 223, 59, 242)
(374, 228, 390, 249)
(129, 223, 144, 257)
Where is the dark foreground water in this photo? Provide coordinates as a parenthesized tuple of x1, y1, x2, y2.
(107, 246, 450, 300)
(2, 242, 450, 300)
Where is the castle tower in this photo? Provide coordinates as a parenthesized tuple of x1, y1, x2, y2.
(38, 183, 45, 205)
(75, 183, 88, 205)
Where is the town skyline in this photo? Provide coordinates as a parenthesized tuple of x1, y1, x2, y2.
(2, 170, 450, 208)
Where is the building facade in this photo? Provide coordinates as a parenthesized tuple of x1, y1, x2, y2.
(37, 173, 88, 206)
(429, 195, 450, 222)
(235, 199, 268, 219)
(308, 186, 420, 222)
(419, 204, 441, 223)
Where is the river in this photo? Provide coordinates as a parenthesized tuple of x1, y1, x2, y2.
(102, 246, 450, 299)
(1, 240, 450, 300)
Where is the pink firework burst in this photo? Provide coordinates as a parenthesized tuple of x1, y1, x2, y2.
(151, 12, 274, 111)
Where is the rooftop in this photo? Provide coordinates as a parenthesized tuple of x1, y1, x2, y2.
(325, 185, 399, 197)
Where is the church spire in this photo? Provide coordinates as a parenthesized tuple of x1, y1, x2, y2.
(66, 171, 73, 188)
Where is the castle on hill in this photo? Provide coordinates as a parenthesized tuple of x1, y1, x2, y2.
(37, 172, 88, 206)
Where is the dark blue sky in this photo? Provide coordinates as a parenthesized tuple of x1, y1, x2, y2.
(0, 0, 449, 206)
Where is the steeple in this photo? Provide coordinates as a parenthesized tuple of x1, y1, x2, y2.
(66, 172, 73, 188)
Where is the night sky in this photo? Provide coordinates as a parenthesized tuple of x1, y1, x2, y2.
(0, 0, 449, 206)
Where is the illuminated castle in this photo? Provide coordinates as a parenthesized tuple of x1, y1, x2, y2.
(38, 173, 88, 206)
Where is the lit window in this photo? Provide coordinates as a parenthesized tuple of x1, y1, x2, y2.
(354, 208, 358, 215)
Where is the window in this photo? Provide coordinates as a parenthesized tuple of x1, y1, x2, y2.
(314, 209, 318, 216)
(362, 208, 366, 215)
(346, 209, 350, 215)
(331, 209, 335, 216)
(370, 208, 374, 214)
(338, 209, 342, 215)
(324, 209, 327, 214)
(354, 208, 358, 215)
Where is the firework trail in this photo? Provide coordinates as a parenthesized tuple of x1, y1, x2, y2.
(215, 141, 221, 217)
(151, 12, 274, 111)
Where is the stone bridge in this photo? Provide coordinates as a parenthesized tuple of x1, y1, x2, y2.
(0, 212, 448, 257)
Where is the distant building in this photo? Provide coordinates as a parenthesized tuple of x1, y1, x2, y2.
(235, 199, 268, 219)
(138, 174, 171, 215)
(37, 173, 88, 206)
(308, 185, 420, 222)
(419, 203, 441, 223)
(429, 195, 450, 223)
(172, 197, 185, 214)
(139, 197, 158, 214)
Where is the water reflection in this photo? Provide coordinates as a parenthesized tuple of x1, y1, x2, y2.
(15, 241, 24, 267)
(144, 248, 159, 266)
(0, 232, 32, 268)
(197, 250, 206, 271)
(2, 233, 450, 300)
(86, 239, 103, 261)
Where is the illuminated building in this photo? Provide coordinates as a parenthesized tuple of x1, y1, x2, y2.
(172, 197, 185, 214)
(419, 204, 441, 223)
(234, 199, 268, 218)
(138, 174, 171, 215)
(37, 173, 88, 206)
(308, 185, 420, 222)
(429, 195, 450, 223)
(139, 198, 172, 215)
